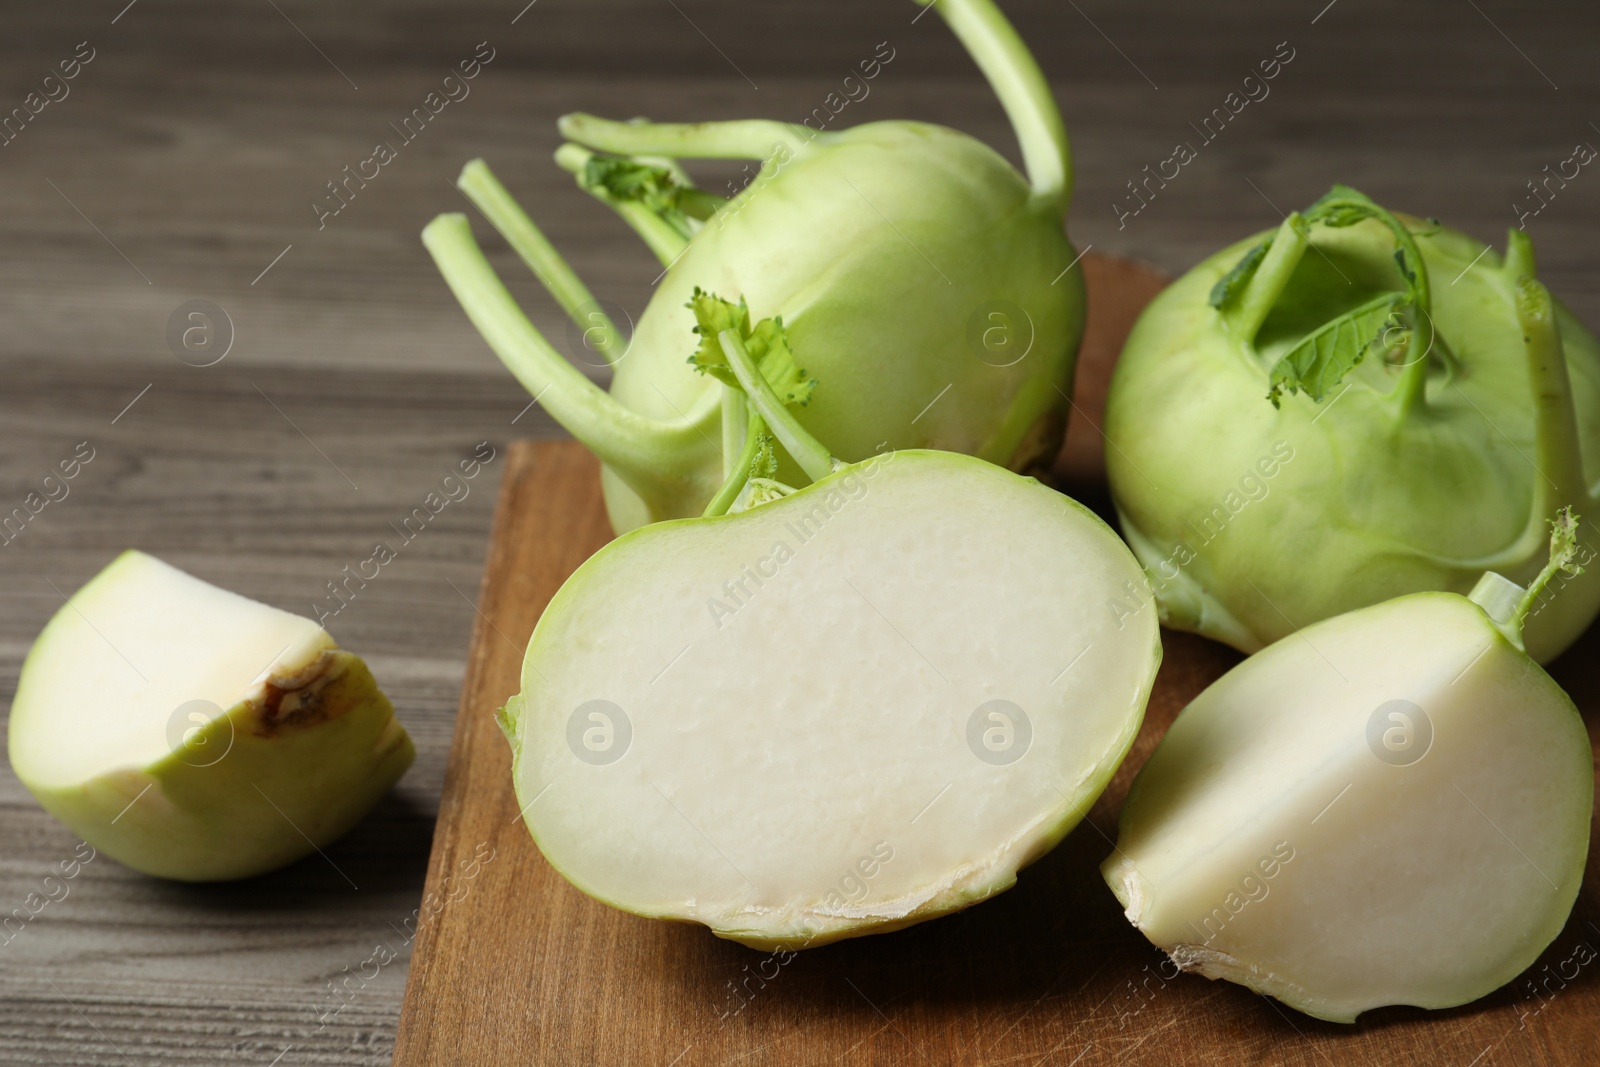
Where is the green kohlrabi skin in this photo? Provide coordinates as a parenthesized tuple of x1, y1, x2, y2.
(423, 0, 1084, 534)
(596, 119, 1082, 531)
(1104, 188, 1600, 664)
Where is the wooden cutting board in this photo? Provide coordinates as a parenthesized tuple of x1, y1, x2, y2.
(393, 254, 1600, 1066)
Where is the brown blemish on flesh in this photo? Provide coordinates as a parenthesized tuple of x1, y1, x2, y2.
(249, 651, 343, 737)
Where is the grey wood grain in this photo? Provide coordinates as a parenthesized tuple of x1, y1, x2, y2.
(1, 0, 1597, 1063)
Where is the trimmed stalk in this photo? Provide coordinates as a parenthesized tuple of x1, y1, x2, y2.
(1453, 277, 1592, 572)
(1473, 507, 1583, 650)
(559, 113, 818, 160)
(703, 407, 769, 518)
(1229, 213, 1309, 343)
(717, 328, 837, 483)
(924, 0, 1071, 210)
(1518, 276, 1593, 535)
(1504, 227, 1538, 281)
(422, 214, 714, 506)
(720, 387, 748, 478)
(677, 187, 727, 222)
(1386, 234, 1435, 416)
(456, 160, 625, 363)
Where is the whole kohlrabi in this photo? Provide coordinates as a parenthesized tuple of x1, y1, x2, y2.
(424, 0, 1085, 533)
(1104, 185, 1600, 663)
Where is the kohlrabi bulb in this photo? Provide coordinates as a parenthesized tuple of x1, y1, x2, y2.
(1104, 184, 1600, 663)
(424, 0, 1085, 533)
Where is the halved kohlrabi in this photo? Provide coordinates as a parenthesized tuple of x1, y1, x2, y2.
(1105, 512, 1593, 1022)
(8, 551, 414, 881)
(501, 299, 1160, 949)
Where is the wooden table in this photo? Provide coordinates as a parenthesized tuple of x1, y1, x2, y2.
(1, 1, 1597, 1063)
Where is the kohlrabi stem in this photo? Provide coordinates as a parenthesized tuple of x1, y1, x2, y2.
(1231, 213, 1308, 343)
(422, 213, 714, 497)
(703, 407, 767, 518)
(560, 114, 818, 160)
(456, 160, 626, 364)
(1478, 507, 1584, 648)
(1467, 273, 1594, 576)
(925, 0, 1071, 209)
(1504, 227, 1538, 280)
(721, 387, 748, 479)
(553, 145, 688, 266)
(1517, 274, 1592, 516)
(717, 328, 837, 483)
(1316, 193, 1437, 414)
(678, 188, 727, 222)
(1391, 243, 1435, 417)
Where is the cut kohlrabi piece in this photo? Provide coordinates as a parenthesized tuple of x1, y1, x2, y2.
(503, 300, 1160, 949)
(1105, 511, 1593, 1022)
(8, 551, 414, 881)
(1105, 184, 1600, 663)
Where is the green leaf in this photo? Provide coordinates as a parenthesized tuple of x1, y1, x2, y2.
(1255, 184, 1443, 409)
(1209, 239, 1271, 310)
(687, 290, 817, 407)
(580, 154, 694, 238)
(1267, 292, 1405, 407)
(747, 317, 816, 407)
(687, 288, 750, 388)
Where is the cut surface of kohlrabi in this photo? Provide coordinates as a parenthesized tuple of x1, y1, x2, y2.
(1105, 514, 1593, 1023)
(9, 551, 414, 881)
(505, 450, 1161, 949)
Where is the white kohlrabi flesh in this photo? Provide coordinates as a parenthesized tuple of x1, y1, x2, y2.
(1105, 514, 1593, 1023)
(8, 551, 414, 881)
(503, 300, 1161, 952)
(424, 0, 1085, 534)
(506, 450, 1159, 949)
(1105, 184, 1600, 663)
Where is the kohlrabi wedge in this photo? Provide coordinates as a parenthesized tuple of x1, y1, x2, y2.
(424, 0, 1085, 534)
(502, 301, 1158, 949)
(1104, 184, 1600, 663)
(1105, 511, 1593, 1023)
(8, 551, 414, 881)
